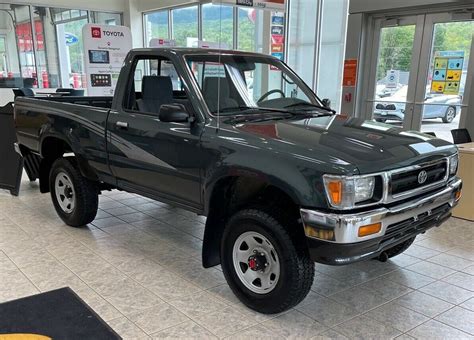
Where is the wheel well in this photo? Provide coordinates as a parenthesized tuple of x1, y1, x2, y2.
(202, 176, 302, 268)
(39, 137, 72, 193)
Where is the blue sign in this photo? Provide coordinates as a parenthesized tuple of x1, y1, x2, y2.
(65, 33, 79, 46)
(272, 52, 284, 60)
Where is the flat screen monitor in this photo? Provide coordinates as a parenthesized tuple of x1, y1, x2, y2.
(88, 50, 110, 64)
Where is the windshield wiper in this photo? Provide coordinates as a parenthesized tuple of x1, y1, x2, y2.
(212, 106, 288, 114)
(284, 102, 335, 113)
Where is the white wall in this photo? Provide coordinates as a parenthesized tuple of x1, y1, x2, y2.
(349, 0, 471, 13)
(135, 0, 201, 13)
(7, 0, 126, 12)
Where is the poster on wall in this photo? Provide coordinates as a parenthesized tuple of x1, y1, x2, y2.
(431, 51, 464, 95)
(215, 0, 286, 11)
(82, 24, 132, 96)
(342, 59, 358, 87)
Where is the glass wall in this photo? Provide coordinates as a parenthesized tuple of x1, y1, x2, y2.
(316, 0, 349, 112)
(238, 8, 257, 52)
(0, 3, 122, 89)
(144, 11, 169, 47)
(172, 6, 198, 47)
(142, 1, 349, 111)
(288, 0, 318, 86)
(202, 3, 234, 48)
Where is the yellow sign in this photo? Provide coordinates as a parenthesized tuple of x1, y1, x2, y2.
(431, 51, 464, 95)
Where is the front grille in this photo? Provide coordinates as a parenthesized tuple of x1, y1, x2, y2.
(381, 203, 451, 246)
(391, 160, 447, 196)
(375, 103, 396, 110)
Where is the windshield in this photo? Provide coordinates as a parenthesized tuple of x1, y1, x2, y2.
(185, 54, 324, 115)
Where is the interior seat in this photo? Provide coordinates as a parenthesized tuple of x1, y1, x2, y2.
(203, 77, 238, 113)
(137, 76, 174, 114)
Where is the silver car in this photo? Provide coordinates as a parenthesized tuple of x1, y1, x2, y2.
(374, 85, 461, 123)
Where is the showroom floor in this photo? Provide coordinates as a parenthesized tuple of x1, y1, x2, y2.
(0, 176, 473, 339)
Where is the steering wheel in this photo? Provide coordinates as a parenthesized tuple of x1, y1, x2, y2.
(257, 89, 286, 103)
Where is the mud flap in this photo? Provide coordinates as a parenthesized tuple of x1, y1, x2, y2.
(0, 102, 23, 196)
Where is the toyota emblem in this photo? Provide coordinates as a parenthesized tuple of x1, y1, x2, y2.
(418, 170, 428, 184)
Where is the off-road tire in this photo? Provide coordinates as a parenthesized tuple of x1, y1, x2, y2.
(220, 208, 314, 314)
(50, 158, 98, 227)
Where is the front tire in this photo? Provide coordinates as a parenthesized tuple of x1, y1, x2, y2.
(220, 209, 314, 314)
(442, 106, 456, 123)
(50, 158, 98, 227)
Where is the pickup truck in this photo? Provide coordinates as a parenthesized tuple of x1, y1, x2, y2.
(14, 48, 462, 314)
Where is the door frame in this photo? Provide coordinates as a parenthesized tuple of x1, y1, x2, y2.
(411, 11, 474, 131)
(362, 14, 425, 130)
(357, 5, 474, 133)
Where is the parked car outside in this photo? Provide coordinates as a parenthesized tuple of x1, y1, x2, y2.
(374, 85, 461, 123)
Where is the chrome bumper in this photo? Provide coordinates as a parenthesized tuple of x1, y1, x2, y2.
(300, 178, 462, 244)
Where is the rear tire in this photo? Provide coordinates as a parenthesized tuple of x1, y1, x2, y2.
(442, 106, 456, 123)
(50, 158, 98, 227)
(385, 237, 416, 259)
(220, 208, 314, 314)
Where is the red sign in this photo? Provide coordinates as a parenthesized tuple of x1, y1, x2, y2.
(271, 35, 284, 44)
(91, 27, 102, 39)
(343, 59, 358, 87)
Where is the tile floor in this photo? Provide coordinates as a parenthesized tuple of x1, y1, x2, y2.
(0, 176, 473, 339)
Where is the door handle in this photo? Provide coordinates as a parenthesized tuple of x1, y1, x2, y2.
(116, 121, 128, 129)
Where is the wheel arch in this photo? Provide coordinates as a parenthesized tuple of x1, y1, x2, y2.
(202, 174, 303, 268)
(38, 135, 98, 193)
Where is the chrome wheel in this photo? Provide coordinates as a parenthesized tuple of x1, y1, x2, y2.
(54, 172, 76, 214)
(232, 231, 280, 294)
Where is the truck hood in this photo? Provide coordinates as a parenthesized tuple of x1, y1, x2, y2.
(227, 114, 457, 174)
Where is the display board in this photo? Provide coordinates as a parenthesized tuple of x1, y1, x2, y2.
(215, 0, 286, 11)
(82, 24, 132, 96)
(0, 103, 23, 196)
(270, 12, 285, 70)
(431, 51, 464, 95)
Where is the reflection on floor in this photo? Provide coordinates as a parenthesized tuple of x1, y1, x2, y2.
(0, 176, 473, 339)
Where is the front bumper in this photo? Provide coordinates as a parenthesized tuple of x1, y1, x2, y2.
(373, 110, 404, 121)
(300, 178, 462, 265)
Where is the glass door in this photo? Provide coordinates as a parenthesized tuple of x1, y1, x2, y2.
(364, 15, 424, 130)
(364, 11, 474, 142)
(414, 12, 474, 142)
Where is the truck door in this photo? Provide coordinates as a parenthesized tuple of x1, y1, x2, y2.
(106, 56, 202, 211)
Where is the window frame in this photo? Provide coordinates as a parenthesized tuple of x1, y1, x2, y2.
(122, 54, 191, 118)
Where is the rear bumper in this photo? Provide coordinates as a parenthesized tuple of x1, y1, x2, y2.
(300, 178, 462, 265)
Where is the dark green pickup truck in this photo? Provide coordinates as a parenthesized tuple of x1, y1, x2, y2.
(14, 48, 462, 313)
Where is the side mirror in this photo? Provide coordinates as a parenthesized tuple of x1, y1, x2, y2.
(322, 98, 331, 108)
(159, 104, 191, 123)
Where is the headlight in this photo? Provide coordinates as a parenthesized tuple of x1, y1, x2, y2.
(323, 175, 376, 209)
(449, 153, 459, 175)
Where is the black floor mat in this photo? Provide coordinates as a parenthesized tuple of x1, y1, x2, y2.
(0, 287, 120, 340)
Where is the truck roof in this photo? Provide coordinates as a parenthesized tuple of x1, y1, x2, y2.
(130, 47, 276, 59)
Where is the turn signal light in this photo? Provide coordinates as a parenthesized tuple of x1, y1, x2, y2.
(358, 222, 382, 237)
(304, 225, 335, 241)
(327, 181, 342, 205)
(455, 190, 462, 201)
